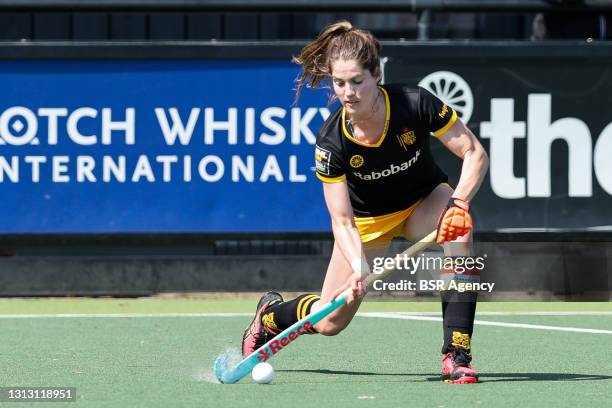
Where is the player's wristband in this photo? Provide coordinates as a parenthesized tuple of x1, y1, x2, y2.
(449, 197, 470, 211)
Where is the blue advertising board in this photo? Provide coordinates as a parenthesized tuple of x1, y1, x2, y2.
(0, 60, 334, 233)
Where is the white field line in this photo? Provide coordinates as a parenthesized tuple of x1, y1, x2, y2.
(0, 313, 252, 319)
(1, 311, 611, 334)
(368, 311, 612, 316)
(0, 311, 611, 319)
(362, 312, 612, 335)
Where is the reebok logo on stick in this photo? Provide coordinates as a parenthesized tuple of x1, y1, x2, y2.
(257, 321, 313, 361)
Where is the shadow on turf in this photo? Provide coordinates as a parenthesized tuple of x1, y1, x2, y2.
(450, 373, 612, 383)
(278, 370, 612, 383)
(277, 369, 415, 377)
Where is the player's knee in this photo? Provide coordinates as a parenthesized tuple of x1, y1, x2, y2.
(315, 321, 346, 336)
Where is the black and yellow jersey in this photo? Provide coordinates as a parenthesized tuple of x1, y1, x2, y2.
(314, 84, 457, 217)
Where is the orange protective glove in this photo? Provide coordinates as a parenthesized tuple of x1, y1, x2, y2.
(436, 198, 473, 244)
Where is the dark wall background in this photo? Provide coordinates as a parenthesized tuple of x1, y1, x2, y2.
(0, 12, 574, 41)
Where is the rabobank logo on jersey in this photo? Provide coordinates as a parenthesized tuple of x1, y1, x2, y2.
(353, 149, 420, 181)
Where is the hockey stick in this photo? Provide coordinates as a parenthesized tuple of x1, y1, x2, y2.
(213, 229, 438, 384)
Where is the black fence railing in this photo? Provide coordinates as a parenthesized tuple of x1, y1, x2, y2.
(0, 3, 608, 41)
(0, 0, 611, 12)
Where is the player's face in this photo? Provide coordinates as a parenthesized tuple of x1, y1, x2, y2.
(330, 59, 379, 117)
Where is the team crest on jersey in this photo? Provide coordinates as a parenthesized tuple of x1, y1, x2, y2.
(349, 155, 364, 168)
(315, 145, 332, 175)
(397, 128, 416, 151)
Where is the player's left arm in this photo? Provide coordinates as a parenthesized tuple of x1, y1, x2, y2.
(417, 85, 488, 242)
(435, 119, 489, 243)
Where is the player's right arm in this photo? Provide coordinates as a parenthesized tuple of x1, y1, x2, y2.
(314, 124, 368, 302)
(322, 180, 369, 303)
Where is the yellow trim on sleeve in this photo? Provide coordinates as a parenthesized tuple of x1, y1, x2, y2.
(341, 86, 390, 148)
(316, 173, 346, 183)
(433, 109, 458, 138)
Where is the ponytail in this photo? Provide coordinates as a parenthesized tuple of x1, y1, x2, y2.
(293, 21, 380, 104)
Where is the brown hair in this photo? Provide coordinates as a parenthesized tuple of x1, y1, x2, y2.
(292, 21, 381, 103)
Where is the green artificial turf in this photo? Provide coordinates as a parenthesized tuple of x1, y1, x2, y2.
(1, 298, 611, 407)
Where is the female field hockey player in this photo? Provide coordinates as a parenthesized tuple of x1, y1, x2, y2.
(242, 21, 489, 384)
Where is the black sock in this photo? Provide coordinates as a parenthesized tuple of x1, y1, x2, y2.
(261, 294, 320, 334)
(441, 290, 477, 354)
